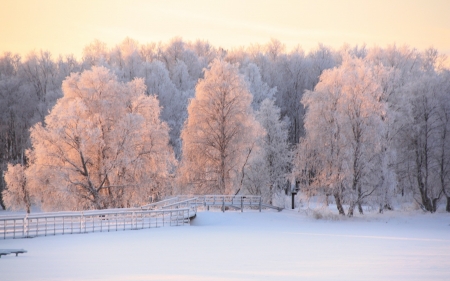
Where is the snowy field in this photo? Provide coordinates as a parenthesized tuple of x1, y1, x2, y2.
(1, 208, 449, 281)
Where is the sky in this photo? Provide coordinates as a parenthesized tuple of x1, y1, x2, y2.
(1, 0, 450, 59)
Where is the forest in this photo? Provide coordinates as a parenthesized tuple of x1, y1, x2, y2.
(1, 38, 449, 216)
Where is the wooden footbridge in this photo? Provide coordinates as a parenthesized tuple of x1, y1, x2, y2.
(0, 195, 282, 239)
(142, 195, 283, 213)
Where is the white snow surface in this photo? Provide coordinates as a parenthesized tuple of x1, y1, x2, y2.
(0, 208, 449, 281)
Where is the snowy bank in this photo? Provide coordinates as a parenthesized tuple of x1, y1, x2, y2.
(0, 209, 449, 281)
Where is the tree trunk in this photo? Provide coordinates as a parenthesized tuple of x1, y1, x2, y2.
(21, 176, 31, 214)
(220, 157, 226, 194)
(334, 190, 345, 215)
(432, 196, 441, 213)
(357, 183, 363, 214)
(269, 184, 273, 205)
(0, 172, 6, 210)
(358, 202, 363, 215)
(0, 187, 5, 210)
(348, 202, 355, 217)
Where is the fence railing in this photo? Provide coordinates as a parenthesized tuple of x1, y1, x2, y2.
(0, 207, 194, 240)
(161, 198, 198, 211)
(178, 195, 263, 212)
(141, 197, 182, 210)
(0, 194, 280, 240)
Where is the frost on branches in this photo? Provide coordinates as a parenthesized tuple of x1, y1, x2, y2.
(179, 60, 262, 195)
(244, 99, 291, 205)
(6, 67, 175, 211)
(3, 163, 31, 213)
(295, 56, 386, 216)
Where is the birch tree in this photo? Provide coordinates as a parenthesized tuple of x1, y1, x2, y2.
(295, 56, 385, 216)
(244, 99, 291, 204)
(179, 59, 262, 195)
(435, 71, 450, 212)
(3, 163, 31, 213)
(13, 66, 174, 211)
(242, 63, 276, 110)
(398, 73, 446, 212)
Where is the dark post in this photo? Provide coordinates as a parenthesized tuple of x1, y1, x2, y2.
(291, 180, 300, 209)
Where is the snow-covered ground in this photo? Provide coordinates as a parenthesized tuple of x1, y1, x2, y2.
(1, 208, 449, 281)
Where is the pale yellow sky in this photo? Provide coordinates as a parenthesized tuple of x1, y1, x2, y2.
(1, 0, 449, 59)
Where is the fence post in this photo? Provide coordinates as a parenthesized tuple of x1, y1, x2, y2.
(222, 196, 225, 213)
(81, 212, 85, 233)
(241, 197, 243, 212)
(259, 196, 262, 212)
(23, 214, 29, 238)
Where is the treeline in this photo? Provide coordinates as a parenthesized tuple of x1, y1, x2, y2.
(0, 38, 449, 215)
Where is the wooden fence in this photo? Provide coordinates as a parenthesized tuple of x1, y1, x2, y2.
(0, 195, 283, 240)
(0, 207, 195, 240)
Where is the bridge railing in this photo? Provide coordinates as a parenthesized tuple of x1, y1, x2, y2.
(177, 195, 263, 212)
(140, 197, 181, 210)
(161, 198, 198, 213)
(0, 207, 193, 240)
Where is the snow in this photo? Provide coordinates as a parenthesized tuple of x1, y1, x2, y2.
(0, 209, 449, 280)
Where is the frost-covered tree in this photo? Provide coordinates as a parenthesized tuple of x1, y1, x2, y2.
(82, 39, 109, 68)
(3, 163, 31, 213)
(0, 52, 39, 210)
(110, 37, 143, 81)
(397, 73, 447, 212)
(2, 39, 450, 213)
(435, 71, 450, 212)
(244, 99, 291, 204)
(14, 66, 175, 211)
(242, 63, 276, 110)
(371, 65, 400, 213)
(179, 59, 262, 195)
(140, 61, 189, 158)
(277, 50, 309, 142)
(295, 56, 385, 216)
(171, 60, 195, 92)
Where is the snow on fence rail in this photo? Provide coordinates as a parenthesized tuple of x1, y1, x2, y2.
(141, 196, 189, 210)
(161, 198, 200, 211)
(142, 195, 264, 212)
(140, 198, 201, 215)
(177, 195, 264, 212)
(0, 195, 280, 240)
(0, 207, 196, 240)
